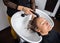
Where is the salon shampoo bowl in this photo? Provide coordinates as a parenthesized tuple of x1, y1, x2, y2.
(11, 9, 54, 43)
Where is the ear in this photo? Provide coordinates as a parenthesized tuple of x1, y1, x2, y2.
(35, 29, 40, 32)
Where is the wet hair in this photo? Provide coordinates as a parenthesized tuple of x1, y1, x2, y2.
(27, 17, 38, 32)
(27, 17, 41, 36)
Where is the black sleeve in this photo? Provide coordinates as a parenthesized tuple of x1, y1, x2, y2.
(3, 0, 18, 9)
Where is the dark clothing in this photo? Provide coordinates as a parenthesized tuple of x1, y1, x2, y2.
(3, 0, 35, 17)
(3, 0, 31, 17)
(19, 30, 60, 43)
(40, 30, 60, 43)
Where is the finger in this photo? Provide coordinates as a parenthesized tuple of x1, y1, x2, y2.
(29, 11, 37, 18)
(30, 11, 34, 14)
(30, 9, 34, 11)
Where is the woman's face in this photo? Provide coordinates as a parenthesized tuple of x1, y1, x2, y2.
(36, 17, 52, 35)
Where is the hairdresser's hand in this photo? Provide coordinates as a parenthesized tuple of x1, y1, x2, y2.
(36, 17, 52, 36)
(18, 6, 36, 19)
(18, 6, 34, 15)
(22, 6, 36, 19)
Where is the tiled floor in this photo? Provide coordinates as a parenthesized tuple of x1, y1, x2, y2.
(0, 17, 60, 43)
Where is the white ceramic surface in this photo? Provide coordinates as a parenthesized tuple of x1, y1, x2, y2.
(11, 9, 54, 43)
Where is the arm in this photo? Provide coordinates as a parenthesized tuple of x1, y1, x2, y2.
(3, 0, 30, 10)
(3, 0, 25, 10)
(3, 0, 18, 9)
(3, 0, 35, 15)
(30, 0, 35, 11)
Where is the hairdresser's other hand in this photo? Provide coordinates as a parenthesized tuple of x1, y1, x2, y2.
(36, 17, 52, 36)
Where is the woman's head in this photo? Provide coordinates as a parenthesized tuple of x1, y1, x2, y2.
(28, 17, 52, 36)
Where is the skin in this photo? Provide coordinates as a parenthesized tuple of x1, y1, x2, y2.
(36, 17, 52, 36)
(17, 6, 34, 15)
(18, 6, 35, 19)
(18, 6, 52, 36)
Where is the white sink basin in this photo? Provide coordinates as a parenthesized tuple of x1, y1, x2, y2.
(11, 9, 54, 43)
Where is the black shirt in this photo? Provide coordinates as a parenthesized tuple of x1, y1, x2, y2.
(3, 0, 32, 17)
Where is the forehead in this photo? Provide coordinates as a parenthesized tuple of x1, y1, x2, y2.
(36, 17, 45, 22)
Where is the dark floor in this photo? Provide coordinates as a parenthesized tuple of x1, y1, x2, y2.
(0, 26, 15, 43)
(0, 17, 60, 43)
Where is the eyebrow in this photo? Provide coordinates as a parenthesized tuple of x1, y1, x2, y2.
(40, 20, 46, 25)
